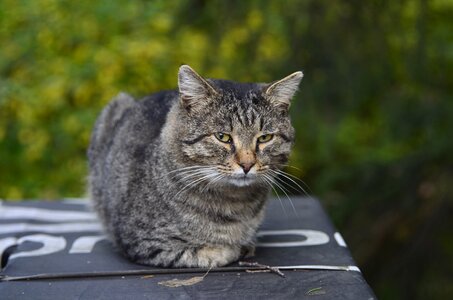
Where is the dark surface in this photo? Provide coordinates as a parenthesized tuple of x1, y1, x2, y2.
(2, 270, 373, 300)
(0, 197, 375, 299)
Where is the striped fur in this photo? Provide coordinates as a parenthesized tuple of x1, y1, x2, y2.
(87, 65, 302, 267)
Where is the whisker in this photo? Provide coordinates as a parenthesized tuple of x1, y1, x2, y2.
(154, 166, 212, 182)
(269, 169, 311, 196)
(182, 172, 217, 189)
(271, 173, 299, 194)
(277, 164, 303, 172)
(164, 165, 214, 176)
(174, 172, 218, 198)
(261, 174, 287, 217)
(170, 169, 212, 182)
(201, 174, 225, 192)
(275, 165, 313, 194)
(264, 172, 298, 217)
(267, 170, 303, 194)
(166, 171, 209, 186)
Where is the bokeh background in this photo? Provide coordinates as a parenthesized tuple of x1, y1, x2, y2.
(1, 0, 452, 298)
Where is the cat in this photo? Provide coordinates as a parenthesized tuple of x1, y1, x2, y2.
(87, 65, 303, 268)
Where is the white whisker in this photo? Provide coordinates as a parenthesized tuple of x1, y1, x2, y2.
(170, 168, 213, 182)
(261, 174, 287, 217)
(274, 166, 313, 194)
(155, 165, 213, 182)
(264, 172, 298, 217)
(277, 164, 303, 172)
(201, 174, 225, 192)
(174, 171, 219, 198)
(165, 165, 213, 176)
(269, 169, 311, 196)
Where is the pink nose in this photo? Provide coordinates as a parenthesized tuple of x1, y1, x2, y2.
(239, 163, 255, 174)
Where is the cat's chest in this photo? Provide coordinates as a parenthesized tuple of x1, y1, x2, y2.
(178, 201, 265, 245)
(193, 218, 257, 245)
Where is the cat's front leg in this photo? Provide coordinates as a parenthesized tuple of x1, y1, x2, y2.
(196, 244, 241, 267)
(133, 244, 240, 268)
(176, 244, 241, 268)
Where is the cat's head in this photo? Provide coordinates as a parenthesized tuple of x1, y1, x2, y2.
(167, 65, 303, 188)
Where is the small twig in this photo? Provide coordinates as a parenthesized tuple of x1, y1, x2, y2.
(238, 261, 285, 278)
(245, 269, 271, 274)
(202, 266, 214, 279)
(269, 266, 286, 278)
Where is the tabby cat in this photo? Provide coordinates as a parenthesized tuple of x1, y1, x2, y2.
(88, 65, 303, 267)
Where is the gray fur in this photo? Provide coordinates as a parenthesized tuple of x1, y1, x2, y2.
(88, 65, 303, 267)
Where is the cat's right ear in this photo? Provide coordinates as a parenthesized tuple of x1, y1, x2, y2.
(178, 65, 218, 112)
(264, 71, 303, 112)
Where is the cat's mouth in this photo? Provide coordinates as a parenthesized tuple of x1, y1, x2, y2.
(226, 174, 258, 187)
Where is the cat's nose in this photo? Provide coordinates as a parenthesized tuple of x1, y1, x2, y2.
(239, 163, 255, 174)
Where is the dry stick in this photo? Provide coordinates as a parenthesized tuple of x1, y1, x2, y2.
(238, 261, 286, 278)
(2, 263, 360, 282)
(0, 265, 279, 282)
(245, 269, 271, 274)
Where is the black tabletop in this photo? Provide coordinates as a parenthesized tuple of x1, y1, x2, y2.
(0, 197, 375, 299)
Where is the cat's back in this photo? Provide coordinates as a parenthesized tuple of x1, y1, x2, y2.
(88, 90, 178, 161)
(138, 90, 179, 140)
(88, 90, 178, 226)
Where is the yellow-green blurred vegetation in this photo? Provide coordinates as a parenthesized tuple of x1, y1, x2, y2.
(1, 0, 452, 299)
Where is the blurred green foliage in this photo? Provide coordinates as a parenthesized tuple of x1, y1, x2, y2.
(1, 0, 452, 298)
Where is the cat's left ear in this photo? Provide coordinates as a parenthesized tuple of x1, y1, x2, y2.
(178, 65, 218, 112)
(264, 71, 304, 111)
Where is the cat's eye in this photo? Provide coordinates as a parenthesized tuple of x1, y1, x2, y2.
(214, 132, 232, 143)
(257, 134, 274, 143)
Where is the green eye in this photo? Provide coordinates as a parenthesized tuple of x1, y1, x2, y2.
(214, 132, 232, 143)
(257, 134, 274, 143)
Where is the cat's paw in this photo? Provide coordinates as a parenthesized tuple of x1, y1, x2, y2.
(196, 245, 240, 268)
